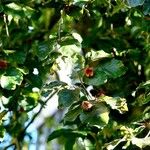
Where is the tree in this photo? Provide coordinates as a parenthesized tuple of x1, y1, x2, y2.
(0, 0, 150, 149)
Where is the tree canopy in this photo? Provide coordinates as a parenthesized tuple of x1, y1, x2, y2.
(0, 0, 150, 149)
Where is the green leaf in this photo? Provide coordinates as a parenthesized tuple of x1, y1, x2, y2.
(83, 68, 107, 86)
(85, 50, 111, 61)
(101, 96, 128, 114)
(59, 35, 81, 56)
(59, 45, 81, 56)
(4, 50, 26, 64)
(135, 93, 150, 106)
(0, 5, 4, 13)
(80, 102, 109, 127)
(58, 88, 80, 108)
(127, 0, 145, 7)
(45, 81, 67, 89)
(135, 80, 150, 106)
(33, 41, 52, 61)
(60, 35, 80, 46)
(65, 137, 76, 150)
(104, 138, 125, 150)
(137, 80, 150, 90)
(4, 3, 25, 19)
(27, 75, 43, 88)
(71, 53, 85, 70)
(0, 124, 6, 138)
(84, 59, 126, 86)
(0, 68, 23, 90)
(18, 67, 29, 75)
(64, 105, 82, 122)
(101, 59, 126, 79)
(143, 1, 150, 15)
(0, 111, 7, 120)
(26, 92, 40, 106)
(47, 128, 87, 142)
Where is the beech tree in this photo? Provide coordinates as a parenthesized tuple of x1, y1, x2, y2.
(0, 0, 150, 149)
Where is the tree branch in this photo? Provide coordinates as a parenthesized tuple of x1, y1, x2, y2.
(4, 143, 15, 150)
(22, 90, 58, 134)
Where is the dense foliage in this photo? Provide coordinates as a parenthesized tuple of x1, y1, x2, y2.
(0, 0, 150, 149)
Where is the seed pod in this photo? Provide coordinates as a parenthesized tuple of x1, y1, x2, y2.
(19, 107, 25, 113)
(0, 60, 8, 69)
(81, 101, 93, 111)
(84, 67, 94, 77)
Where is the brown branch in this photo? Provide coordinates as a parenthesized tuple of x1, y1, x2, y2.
(22, 90, 58, 134)
(14, 138, 21, 150)
(3, 143, 15, 150)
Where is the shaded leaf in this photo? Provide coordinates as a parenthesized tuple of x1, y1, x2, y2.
(101, 59, 126, 79)
(127, 0, 145, 7)
(83, 68, 107, 86)
(45, 81, 67, 89)
(80, 102, 109, 127)
(65, 137, 76, 150)
(84, 59, 126, 86)
(64, 105, 82, 122)
(58, 88, 80, 108)
(143, 1, 150, 15)
(47, 128, 87, 142)
(4, 50, 26, 64)
(33, 41, 52, 61)
(0, 125, 5, 138)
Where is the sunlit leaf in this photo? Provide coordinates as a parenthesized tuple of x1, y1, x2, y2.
(59, 44, 81, 56)
(137, 80, 150, 90)
(104, 138, 126, 150)
(101, 96, 128, 114)
(60, 35, 80, 47)
(135, 80, 150, 106)
(86, 50, 111, 61)
(132, 137, 150, 148)
(0, 111, 7, 120)
(0, 68, 23, 90)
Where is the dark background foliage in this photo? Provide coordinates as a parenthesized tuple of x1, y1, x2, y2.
(0, 0, 150, 149)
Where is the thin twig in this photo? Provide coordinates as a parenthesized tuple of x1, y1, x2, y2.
(78, 74, 93, 100)
(23, 90, 58, 132)
(15, 138, 21, 150)
(145, 131, 150, 138)
(3, 14, 9, 37)
(4, 143, 15, 150)
(57, 10, 64, 42)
